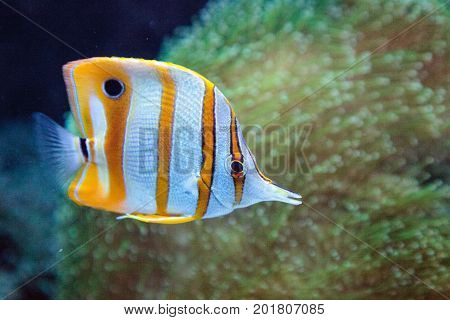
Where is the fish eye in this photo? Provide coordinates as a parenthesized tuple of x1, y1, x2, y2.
(103, 79, 125, 99)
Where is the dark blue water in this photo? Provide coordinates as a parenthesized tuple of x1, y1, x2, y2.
(0, 0, 207, 299)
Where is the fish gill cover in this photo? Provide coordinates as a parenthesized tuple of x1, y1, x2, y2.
(3, 0, 447, 299)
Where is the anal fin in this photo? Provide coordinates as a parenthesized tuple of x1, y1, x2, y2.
(117, 213, 198, 224)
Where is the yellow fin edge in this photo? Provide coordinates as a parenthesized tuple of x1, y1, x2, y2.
(117, 213, 199, 224)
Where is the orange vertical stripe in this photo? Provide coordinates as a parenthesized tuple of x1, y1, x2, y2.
(229, 108, 245, 205)
(101, 70, 131, 211)
(155, 65, 176, 215)
(194, 81, 216, 218)
(68, 60, 132, 212)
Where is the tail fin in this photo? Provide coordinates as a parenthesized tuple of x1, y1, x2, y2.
(33, 112, 84, 190)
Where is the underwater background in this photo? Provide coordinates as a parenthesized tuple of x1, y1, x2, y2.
(0, 0, 449, 299)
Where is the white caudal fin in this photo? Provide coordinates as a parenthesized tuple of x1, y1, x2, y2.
(33, 112, 84, 190)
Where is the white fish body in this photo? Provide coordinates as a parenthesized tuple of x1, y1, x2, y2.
(34, 57, 301, 224)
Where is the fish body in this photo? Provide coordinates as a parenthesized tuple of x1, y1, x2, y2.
(35, 57, 301, 224)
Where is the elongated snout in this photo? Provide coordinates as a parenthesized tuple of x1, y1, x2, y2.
(263, 182, 302, 205)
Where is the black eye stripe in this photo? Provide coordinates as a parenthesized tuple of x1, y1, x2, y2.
(103, 79, 125, 98)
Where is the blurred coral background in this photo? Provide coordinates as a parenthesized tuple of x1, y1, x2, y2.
(0, 0, 448, 299)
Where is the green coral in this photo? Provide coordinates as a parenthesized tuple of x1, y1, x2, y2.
(57, 0, 449, 299)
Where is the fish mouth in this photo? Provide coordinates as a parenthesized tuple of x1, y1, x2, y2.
(285, 192, 303, 205)
(267, 183, 302, 205)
